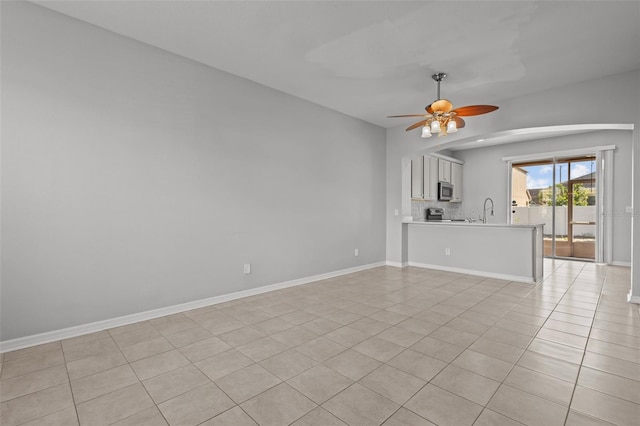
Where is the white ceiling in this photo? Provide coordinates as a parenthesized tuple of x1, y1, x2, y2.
(33, 0, 640, 128)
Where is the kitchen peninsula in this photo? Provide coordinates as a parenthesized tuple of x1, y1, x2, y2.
(403, 220, 544, 283)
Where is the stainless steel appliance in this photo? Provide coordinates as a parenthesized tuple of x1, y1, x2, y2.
(438, 182, 453, 201)
(426, 208, 445, 221)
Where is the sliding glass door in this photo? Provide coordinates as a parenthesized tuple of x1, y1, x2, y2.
(511, 156, 597, 260)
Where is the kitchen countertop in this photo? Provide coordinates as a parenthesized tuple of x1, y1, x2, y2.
(404, 219, 544, 229)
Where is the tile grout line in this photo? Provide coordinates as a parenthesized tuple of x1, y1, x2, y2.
(357, 261, 571, 425)
(380, 263, 576, 424)
(127, 299, 331, 424)
(104, 327, 171, 425)
(446, 260, 588, 425)
(61, 342, 82, 426)
(273, 269, 480, 425)
(561, 265, 611, 426)
(1, 344, 80, 423)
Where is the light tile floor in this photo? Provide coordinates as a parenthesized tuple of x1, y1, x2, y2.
(1, 259, 639, 425)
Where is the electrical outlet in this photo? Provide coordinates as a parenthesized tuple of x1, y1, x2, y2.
(445, 248, 451, 256)
(243, 264, 251, 274)
(394, 209, 399, 216)
(354, 248, 359, 256)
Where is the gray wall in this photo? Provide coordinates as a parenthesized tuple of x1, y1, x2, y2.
(1, 2, 387, 341)
(386, 69, 639, 297)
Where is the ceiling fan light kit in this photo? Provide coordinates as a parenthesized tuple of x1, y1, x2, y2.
(388, 72, 498, 139)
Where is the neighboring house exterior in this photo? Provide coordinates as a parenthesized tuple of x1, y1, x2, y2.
(511, 167, 530, 206)
(528, 188, 543, 205)
(572, 172, 597, 205)
(572, 171, 596, 190)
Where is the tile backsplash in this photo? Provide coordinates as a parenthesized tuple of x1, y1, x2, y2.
(411, 200, 464, 221)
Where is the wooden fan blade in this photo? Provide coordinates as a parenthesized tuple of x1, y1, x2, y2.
(406, 120, 427, 131)
(387, 114, 429, 118)
(452, 105, 499, 116)
(454, 116, 466, 128)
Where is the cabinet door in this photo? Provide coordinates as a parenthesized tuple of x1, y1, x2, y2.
(451, 162, 463, 202)
(438, 159, 451, 182)
(423, 156, 439, 200)
(411, 156, 424, 198)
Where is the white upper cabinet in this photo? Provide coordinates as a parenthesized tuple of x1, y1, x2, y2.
(450, 162, 463, 202)
(423, 156, 439, 200)
(412, 155, 461, 201)
(438, 159, 451, 182)
(411, 156, 424, 198)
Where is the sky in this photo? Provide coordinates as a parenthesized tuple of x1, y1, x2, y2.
(521, 160, 595, 189)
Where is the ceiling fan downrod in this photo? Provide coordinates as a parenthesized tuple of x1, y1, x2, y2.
(432, 72, 446, 100)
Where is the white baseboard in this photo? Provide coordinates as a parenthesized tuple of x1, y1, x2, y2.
(408, 262, 536, 284)
(0, 261, 386, 353)
(610, 261, 632, 267)
(627, 293, 640, 304)
(385, 261, 408, 268)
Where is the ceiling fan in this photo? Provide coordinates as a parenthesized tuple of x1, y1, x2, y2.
(388, 72, 499, 138)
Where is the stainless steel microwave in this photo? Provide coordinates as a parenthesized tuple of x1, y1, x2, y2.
(438, 182, 454, 201)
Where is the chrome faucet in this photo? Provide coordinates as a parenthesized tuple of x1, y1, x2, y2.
(483, 197, 494, 223)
